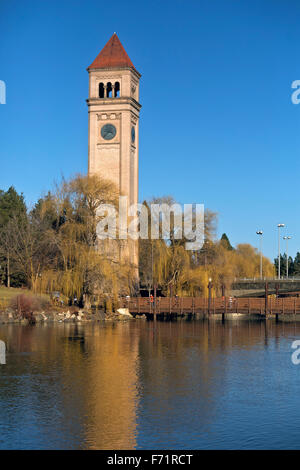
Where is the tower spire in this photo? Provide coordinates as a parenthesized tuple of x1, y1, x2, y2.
(88, 33, 138, 72)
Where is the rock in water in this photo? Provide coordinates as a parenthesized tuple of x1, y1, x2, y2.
(116, 308, 132, 317)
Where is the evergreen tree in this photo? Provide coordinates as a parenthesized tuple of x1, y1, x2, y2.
(274, 252, 300, 278)
(0, 186, 26, 228)
(0, 187, 27, 287)
(220, 233, 234, 250)
(292, 252, 300, 276)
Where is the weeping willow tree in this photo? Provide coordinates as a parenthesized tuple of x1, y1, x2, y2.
(139, 196, 275, 297)
(33, 174, 136, 304)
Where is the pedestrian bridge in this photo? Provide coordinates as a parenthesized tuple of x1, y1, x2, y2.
(120, 296, 300, 318)
(231, 279, 300, 297)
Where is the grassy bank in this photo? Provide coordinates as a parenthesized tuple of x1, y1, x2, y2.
(0, 286, 50, 310)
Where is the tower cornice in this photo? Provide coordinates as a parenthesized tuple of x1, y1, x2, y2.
(87, 66, 141, 79)
(86, 96, 142, 112)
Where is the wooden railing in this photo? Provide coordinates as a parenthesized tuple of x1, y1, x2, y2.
(120, 296, 300, 316)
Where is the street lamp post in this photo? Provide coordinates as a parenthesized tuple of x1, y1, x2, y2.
(151, 242, 154, 296)
(283, 236, 292, 279)
(277, 224, 285, 280)
(256, 231, 263, 279)
(207, 277, 212, 315)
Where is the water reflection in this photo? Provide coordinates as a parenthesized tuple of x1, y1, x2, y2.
(0, 319, 299, 449)
(83, 323, 140, 449)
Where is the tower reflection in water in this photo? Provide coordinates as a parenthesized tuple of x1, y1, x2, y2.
(82, 323, 140, 449)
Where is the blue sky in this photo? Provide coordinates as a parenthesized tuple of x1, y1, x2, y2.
(1, 0, 300, 261)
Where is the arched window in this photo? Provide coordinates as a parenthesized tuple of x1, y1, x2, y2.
(106, 82, 112, 98)
(114, 81, 120, 98)
(99, 82, 104, 98)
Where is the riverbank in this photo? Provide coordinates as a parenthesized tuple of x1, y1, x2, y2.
(0, 287, 143, 324)
(0, 308, 96, 324)
(0, 307, 143, 325)
(3, 306, 300, 324)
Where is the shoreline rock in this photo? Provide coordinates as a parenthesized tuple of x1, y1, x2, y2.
(0, 307, 143, 325)
(0, 308, 107, 325)
(105, 310, 134, 321)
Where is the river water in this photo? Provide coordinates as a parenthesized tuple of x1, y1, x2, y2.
(0, 319, 300, 449)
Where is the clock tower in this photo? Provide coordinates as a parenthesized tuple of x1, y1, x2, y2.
(87, 34, 141, 269)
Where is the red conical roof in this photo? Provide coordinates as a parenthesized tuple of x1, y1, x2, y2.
(88, 33, 137, 72)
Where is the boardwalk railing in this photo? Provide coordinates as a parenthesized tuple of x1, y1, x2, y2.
(120, 297, 300, 316)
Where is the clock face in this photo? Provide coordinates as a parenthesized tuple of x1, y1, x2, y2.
(101, 123, 116, 140)
(131, 126, 135, 143)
